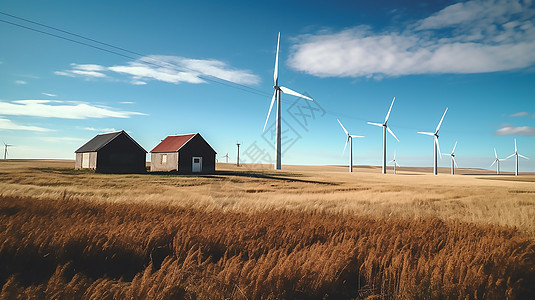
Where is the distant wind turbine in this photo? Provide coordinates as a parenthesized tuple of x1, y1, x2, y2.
(3, 141, 13, 160)
(222, 153, 229, 163)
(418, 107, 448, 175)
(263, 32, 313, 170)
(444, 141, 458, 175)
(368, 97, 399, 174)
(490, 148, 505, 175)
(506, 139, 528, 176)
(337, 119, 364, 173)
(389, 150, 400, 174)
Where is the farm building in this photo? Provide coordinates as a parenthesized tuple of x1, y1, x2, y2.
(150, 133, 216, 173)
(75, 130, 147, 173)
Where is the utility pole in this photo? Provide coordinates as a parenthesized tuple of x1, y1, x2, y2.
(236, 142, 240, 167)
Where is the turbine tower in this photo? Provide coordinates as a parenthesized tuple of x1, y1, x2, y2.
(490, 148, 504, 175)
(506, 139, 528, 176)
(263, 32, 313, 170)
(368, 97, 399, 174)
(444, 141, 458, 175)
(389, 150, 400, 174)
(3, 141, 12, 160)
(418, 107, 448, 175)
(337, 119, 364, 172)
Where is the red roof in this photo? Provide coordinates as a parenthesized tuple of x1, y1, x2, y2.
(150, 134, 196, 153)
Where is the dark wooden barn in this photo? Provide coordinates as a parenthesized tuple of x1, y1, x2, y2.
(150, 133, 216, 173)
(75, 130, 147, 173)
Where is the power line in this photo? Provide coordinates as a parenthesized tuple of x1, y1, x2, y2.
(0, 11, 271, 98)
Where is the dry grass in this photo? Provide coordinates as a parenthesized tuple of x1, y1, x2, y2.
(1, 160, 535, 299)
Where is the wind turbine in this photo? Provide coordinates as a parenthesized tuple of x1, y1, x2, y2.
(222, 153, 229, 163)
(337, 119, 364, 172)
(389, 150, 400, 174)
(506, 139, 528, 176)
(263, 32, 313, 170)
(490, 148, 505, 175)
(368, 97, 399, 174)
(418, 108, 448, 175)
(3, 141, 13, 160)
(444, 141, 458, 175)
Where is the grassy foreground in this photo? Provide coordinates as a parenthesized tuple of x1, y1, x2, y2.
(1, 195, 534, 299)
(1, 160, 535, 299)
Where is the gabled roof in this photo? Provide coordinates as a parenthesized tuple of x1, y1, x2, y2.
(151, 133, 196, 153)
(75, 130, 147, 153)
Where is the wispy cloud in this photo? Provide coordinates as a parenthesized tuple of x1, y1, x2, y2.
(55, 63, 107, 78)
(15, 80, 27, 85)
(495, 126, 535, 136)
(84, 127, 117, 132)
(56, 55, 260, 85)
(289, 0, 535, 78)
(510, 112, 529, 117)
(0, 100, 146, 119)
(0, 117, 51, 132)
(42, 93, 57, 97)
(120, 101, 134, 104)
(39, 136, 86, 143)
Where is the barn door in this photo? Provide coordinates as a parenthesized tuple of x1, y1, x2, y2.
(82, 153, 90, 168)
(192, 157, 202, 172)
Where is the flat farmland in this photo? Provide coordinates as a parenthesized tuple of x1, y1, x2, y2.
(0, 160, 534, 299)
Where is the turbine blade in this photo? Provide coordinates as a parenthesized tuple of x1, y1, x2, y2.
(505, 153, 515, 160)
(452, 141, 457, 154)
(274, 32, 280, 86)
(263, 90, 276, 132)
(350, 135, 364, 138)
(452, 157, 458, 168)
(418, 131, 434, 136)
(384, 97, 395, 124)
(514, 138, 517, 153)
(490, 159, 496, 168)
(435, 107, 448, 133)
(368, 122, 383, 127)
(337, 119, 348, 135)
(394, 150, 396, 160)
(519, 154, 529, 159)
(279, 86, 313, 101)
(494, 148, 497, 159)
(395, 162, 400, 167)
(435, 136, 442, 158)
(387, 127, 399, 142)
(343, 136, 349, 154)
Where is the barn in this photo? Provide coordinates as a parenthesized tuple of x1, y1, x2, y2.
(150, 133, 216, 173)
(75, 130, 147, 173)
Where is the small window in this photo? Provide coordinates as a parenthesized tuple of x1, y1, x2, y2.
(161, 154, 167, 164)
(194, 158, 200, 163)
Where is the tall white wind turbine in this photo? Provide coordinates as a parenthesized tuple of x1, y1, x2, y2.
(389, 150, 400, 174)
(490, 148, 505, 175)
(3, 141, 12, 160)
(506, 139, 528, 176)
(444, 141, 458, 175)
(368, 97, 399, 174)
(418, 108, 448, 175)
(337, 119, 364, 172)
(263, 32, 313, 170)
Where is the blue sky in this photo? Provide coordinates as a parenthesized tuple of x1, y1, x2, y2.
(1, 0, 534, 172)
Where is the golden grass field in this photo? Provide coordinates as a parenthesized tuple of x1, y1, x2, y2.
(0, 160, 534, 299)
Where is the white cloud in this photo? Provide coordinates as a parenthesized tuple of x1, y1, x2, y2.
(0, 117, 51, 132)
(42, 93, 57, 97)
(510, 112, 529, 117)
(84, 127, 117, 132)
(39, 137, 86, 143)
(495, 126, 535, 136)
(120, 101, 134, 104)
(289, 0, 535, 78)
(15, 80, 27, 85)
(56, 55, 260, 85)
(55, 63, 107, 78)
(0, 99, 146, 119)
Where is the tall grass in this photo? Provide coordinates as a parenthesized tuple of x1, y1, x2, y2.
(1, 195, 534, 299)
